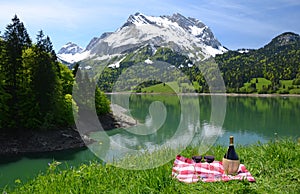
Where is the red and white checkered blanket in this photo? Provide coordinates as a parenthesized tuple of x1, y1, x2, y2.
(172, 155, 255, 183)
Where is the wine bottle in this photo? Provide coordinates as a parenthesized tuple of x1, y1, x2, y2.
(223, 136, 240, 175)
(224, 136, 239, 160)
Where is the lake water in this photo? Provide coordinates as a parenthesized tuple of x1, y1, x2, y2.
(1, 94, 300, 188)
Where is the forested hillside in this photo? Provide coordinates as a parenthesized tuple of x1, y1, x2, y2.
(0, 16, 110, 131)
(97, 46, 196, 92)
(215, 32, 300, 93)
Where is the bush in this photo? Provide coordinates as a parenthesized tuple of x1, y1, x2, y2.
(95, 87, 111, 115)
(292, 79, 300, 85)
(278, 89, 289, 94)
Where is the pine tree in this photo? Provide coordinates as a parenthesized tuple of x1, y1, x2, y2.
(3, 15, 31, 90)
(36, 30, 52, 53)
(31, 31, 60, 123)
(2, 15, 32, 129)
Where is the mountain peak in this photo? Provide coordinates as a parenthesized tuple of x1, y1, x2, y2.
(58, 42, 83, 55)
(275, 32, 299, 44)
(122, 12, 156, 28)
(164, 13, 219, 48)
(267, 32, 300, 48)
(167, 13, 197, 27)
(57, 42, 89, 64)
(119, 12, 223, 50)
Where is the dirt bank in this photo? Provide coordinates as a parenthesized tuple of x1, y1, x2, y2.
(0, 107, 137, 156)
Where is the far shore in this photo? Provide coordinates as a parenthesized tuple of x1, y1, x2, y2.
(106, 92, 300, 97)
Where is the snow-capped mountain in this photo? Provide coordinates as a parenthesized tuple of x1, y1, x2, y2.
(58, 42, 83, 55)
(57, 42, 90, 64)
(58, 13, 227, 64)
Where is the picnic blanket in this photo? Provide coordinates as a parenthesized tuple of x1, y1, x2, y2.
(172, 155, 255, 183)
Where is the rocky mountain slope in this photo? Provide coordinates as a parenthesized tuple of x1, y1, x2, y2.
(57, 13, 227, 65)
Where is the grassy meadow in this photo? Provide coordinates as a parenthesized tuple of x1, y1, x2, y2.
(2, 139, 300, 194)
(140, 78, 300, 94)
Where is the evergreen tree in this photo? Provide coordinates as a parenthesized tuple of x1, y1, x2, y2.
(2, 15, 31, 91)
(30, 32, 61, 124)
(36, 30, 57, 61)
(36, 30, 53, 53)
(2, 15, 32, 129)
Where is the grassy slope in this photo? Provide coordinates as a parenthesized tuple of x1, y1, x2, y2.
(3, 139, 300, 194)
(141, 78, 300, 94)
(281, 80, 300, 94)
(241, 78, 300, 94)
(242, 78, 272, 91)
(141, 82, 198, 93)
(141, 83, 176, 93)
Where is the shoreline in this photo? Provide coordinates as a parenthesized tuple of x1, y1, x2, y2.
(106, 92, 300, 97)
(0, 128, 87, 156)
(0, 107, 137, 157)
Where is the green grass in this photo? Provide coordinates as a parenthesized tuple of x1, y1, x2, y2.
(141, 82, 176, 93)
(241, 78, 271, 93)
(240, 78, 300, 94)
(254, 78, 272, 91)
(141, 81, 198, 93)
(280, 80, 300, 94)
(3, 139, 300, 194)
(290, 88, 300, 94)
(280, 80, 294, 87)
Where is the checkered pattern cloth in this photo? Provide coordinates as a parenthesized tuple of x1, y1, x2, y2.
(172, 155, 256, 183)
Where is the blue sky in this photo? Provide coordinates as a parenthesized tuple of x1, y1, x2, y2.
(0, 0, 299, 51)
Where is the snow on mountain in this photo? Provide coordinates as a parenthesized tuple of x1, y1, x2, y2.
(144, 58, 153, 64)
(88, 13, 226, 60)
(57, 42, 92, 64)
(58, 42, 83, 55)
(57, 13, 227, 64)
(237, 48, 250, 54)
(107, 56, 126, 68)
(58, 50, 91, 64)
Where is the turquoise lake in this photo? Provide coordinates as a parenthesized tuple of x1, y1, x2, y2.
(1, 94, 300, 188)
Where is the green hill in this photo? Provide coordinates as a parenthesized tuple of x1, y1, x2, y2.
(215, 32, 300, 94)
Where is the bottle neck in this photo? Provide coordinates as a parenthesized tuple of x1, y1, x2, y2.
(229, 136, 234, 145)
